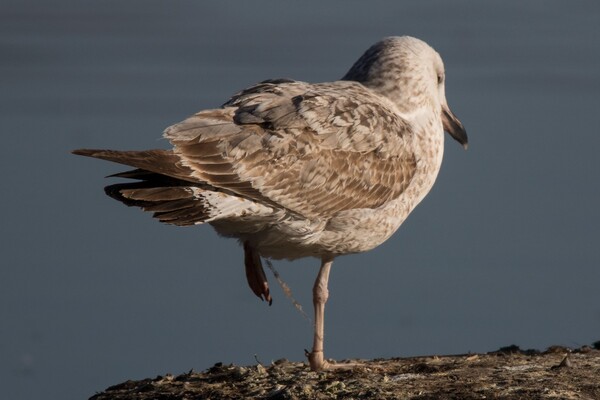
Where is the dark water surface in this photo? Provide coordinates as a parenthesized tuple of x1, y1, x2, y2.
(2, 1, 599, 399)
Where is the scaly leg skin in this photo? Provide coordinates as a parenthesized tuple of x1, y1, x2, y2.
(307, 257, 362, 371)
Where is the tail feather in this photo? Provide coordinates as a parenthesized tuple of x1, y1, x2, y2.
(103, 178, 275, 228)
(75, 148, 274, 227)
(104, 182, 210, 226)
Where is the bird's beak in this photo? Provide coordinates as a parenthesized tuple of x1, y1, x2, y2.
(442, 106, 468, 150)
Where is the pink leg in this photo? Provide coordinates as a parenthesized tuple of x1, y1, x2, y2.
(308, 256, 333, 371)
(306, 257, 362, 371)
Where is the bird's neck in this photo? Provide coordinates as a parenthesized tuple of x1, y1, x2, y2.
(408, 108, 445, 207)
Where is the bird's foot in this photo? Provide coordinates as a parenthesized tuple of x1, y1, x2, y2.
(243, 242, 272, 305)
(306, 350, 361, 371)
(307, 349, 327, 371)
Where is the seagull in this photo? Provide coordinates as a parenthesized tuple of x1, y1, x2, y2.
(73, 36, 467, 371)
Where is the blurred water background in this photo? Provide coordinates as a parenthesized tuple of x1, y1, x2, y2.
(1, 1, 599, 399)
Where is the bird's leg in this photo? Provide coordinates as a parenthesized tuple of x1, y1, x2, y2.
(307, 256, 333, 371)
(306, 257, 362, 371)
(243, 241, 272, 305)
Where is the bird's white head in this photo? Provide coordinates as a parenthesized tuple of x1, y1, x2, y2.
(343, 36, 468, 149)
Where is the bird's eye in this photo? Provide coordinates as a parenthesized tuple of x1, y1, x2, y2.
(437, 73, 444, 85)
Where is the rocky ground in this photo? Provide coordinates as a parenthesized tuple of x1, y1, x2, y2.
(90, 343, 600, 400)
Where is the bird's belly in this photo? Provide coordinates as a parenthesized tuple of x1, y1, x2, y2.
(211, 166, 438, 260)
(221, 195, 412, 260)
(211, 175, 438, 260)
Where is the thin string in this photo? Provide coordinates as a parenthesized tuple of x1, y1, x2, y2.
(264, 259, 311, 323)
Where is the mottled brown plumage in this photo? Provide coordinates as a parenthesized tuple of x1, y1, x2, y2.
(73, 36, 467, 371)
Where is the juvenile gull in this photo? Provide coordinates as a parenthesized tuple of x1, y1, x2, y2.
(73, 36, 468, 371)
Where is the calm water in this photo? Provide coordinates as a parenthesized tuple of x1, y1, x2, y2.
(2, 1, 599, 399)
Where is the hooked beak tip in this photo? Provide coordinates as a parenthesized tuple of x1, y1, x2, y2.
(442, 107, 468, 149)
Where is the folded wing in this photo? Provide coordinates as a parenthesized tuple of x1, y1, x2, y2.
(74, 79, 418, 225)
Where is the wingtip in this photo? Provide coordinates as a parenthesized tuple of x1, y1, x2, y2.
(72, 149, 99, 157)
